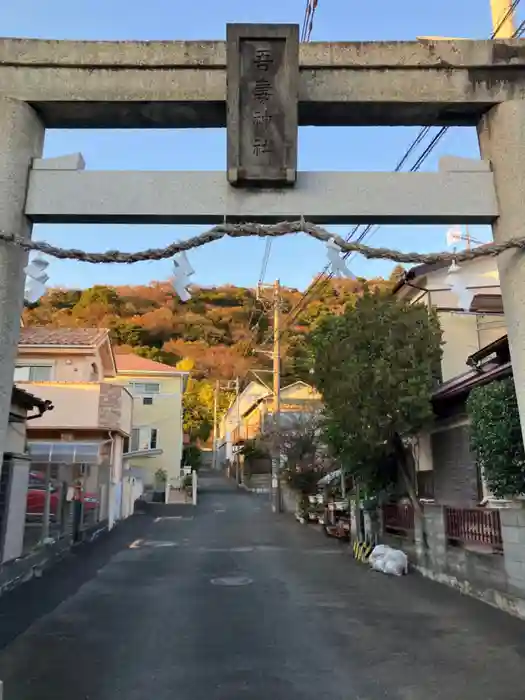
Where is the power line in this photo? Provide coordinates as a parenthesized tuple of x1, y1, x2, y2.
(300, 0, 311, 42)
(266, 126, 436, 341)
(263, 4, 524, 346)
(250, 0, 321, 350)
(259, 238, 272, 285)
(492, 0, 521, 37)
(260, 0, 320, 283)
(304, 0, 319, 42)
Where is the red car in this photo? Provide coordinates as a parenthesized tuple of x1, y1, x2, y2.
(26, 471, 99, 519)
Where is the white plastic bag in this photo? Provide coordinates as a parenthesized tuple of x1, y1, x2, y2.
(383, 558, 404, 576)
(383, 548, 409, 576)
(371, 558, 387, 573)
(369, 545, 408, 576)
(369, 544, 391, 567)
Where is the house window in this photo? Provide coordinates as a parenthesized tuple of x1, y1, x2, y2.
(143, 396, 153, 406)
(417, 470, 435, 500)
(130, 427, 159, 452)
(14, 365, 52, 381)
(128, 382, 160, 395)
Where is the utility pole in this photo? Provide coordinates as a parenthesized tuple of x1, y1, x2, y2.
(272, 279, 282, 513)
(211, 379, 219, 470)
(419, 1, 516, 41)
(235, 376, 241, 484)
(490, 0, 516, 37)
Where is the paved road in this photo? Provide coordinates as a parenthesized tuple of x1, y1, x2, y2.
(0, 474, 524, 700)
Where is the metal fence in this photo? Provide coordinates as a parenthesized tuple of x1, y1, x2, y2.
(382, 503, 415, 538)
(445, 506, 503, 551)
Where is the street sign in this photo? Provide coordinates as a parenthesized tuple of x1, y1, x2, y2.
(227, 24, 299, 187)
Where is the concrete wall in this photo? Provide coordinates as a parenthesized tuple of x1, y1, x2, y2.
(438, 312, 506, 381)
(16, 349, 106, 383)
(98, 383, 132, 435)
(397, 257, 505, 383)
(408, 505, 525, 620)
(2, 399, 30, 563)
(5, 414, 27, 456)
(281, 485, 299, 514)
(21, 382, 132, 434)
(1, 456, 31, 563)
(500, 508, 525, 598)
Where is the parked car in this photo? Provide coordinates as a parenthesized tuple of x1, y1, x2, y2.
(26, 471, 99, 519)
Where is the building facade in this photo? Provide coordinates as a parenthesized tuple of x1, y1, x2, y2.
(109, 354, 188, 498)
(14, 327, 132, 539)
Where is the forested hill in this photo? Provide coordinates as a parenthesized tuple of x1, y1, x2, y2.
(22, 267, 403, 384)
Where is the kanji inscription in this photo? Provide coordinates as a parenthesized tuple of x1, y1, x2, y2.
(227, 24, 299, 187)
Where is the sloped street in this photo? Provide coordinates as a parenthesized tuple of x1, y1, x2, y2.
(0, 473, 523, 700)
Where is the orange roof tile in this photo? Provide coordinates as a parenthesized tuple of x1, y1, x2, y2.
(19, 327, 109, 347)
(114, 353, 180, 373)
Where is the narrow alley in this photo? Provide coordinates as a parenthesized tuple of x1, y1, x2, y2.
(0, 474, 523, 700)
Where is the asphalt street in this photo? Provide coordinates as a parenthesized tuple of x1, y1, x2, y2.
(0, 473, 524, 700)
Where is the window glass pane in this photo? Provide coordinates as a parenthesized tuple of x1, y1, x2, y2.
(27, 442, 52, 461)
(131, 429, 140, 452)
(73, 443, 101, 463)
(150, 429, 158, 449)
(14, 366, 30, 381)
(50, 442, 74, 464)
(129, 382, 160, 394)
(29, 366, 52, 381)
(29, 441, 101, 465)
(139, 429, 152, 450)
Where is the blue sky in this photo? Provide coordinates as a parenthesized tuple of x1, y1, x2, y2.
(1, 0, 512, 291)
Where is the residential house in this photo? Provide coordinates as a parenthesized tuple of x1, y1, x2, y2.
(217, 380, 270, 468)
(393, 256, 505, 381)
(14, 328, 133, 539)
(379, 334, 525, 619)
(1, 387, 53, 563)
(109, 354, 188, 500)
(222, 380, 322, 483)
(392, 257, 506, 507)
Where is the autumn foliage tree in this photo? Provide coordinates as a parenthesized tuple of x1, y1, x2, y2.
(22, 275, 404, 444)
(308, 291, 442, 497)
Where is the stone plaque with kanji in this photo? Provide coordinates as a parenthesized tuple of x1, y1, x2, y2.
(227, 24, 299, 187)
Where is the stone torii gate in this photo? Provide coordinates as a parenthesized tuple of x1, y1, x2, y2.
(1, 25, 525, 456)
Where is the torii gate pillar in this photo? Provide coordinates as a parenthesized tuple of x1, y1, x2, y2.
(0, 99, 44, 458)
(478, 101, 525, 444)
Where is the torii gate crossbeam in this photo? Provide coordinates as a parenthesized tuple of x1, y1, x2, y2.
(1, 26, 525, 469)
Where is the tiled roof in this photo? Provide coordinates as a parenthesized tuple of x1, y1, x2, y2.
(18, 327, 109, 347)
(114, 353, 181, 373)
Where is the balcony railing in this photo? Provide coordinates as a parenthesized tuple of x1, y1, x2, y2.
(382, 503, 415, 539)
(445, 506, 503, 551)
(18, 382, 132, 435)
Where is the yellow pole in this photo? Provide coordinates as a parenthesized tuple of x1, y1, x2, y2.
(490, 0, 516, 38)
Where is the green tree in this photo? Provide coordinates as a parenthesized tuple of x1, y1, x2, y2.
(389, 264, 406, 283)
(182, 379, 234, 443)
(467, 377, 525, 498)
(182, 444, 202, 470)
(308, 291, 442, 496)
(109, 320, 144, 346)
(132, 345, 180, 365)
(46, 289, 82, 309)
(75, 285, 120, 310)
